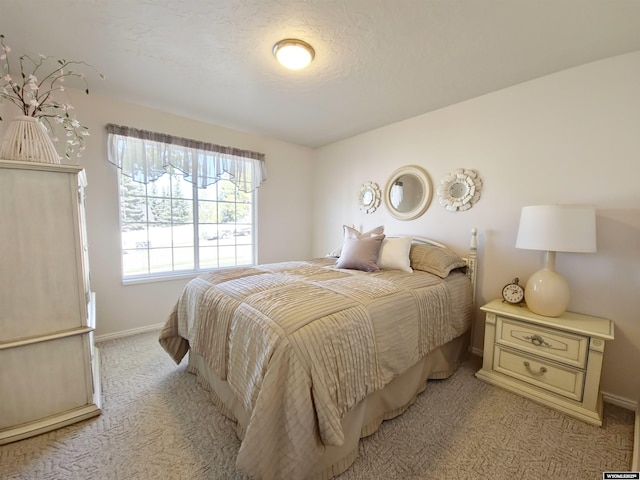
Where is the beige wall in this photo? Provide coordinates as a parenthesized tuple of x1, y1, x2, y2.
(11, 93, 315, 339)
(312, 52, 640, 404)
(1, 51, 637, 404)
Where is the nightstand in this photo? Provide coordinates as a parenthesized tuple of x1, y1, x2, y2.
(475, 299, 614, 426)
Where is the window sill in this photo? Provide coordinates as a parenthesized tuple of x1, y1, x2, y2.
(121, 271, 202, 286)
(121, 263, 255, 286)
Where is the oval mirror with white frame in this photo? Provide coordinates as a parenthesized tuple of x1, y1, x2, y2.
(384, 165, 433, 220)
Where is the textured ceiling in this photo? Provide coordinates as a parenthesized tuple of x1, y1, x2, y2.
(2, 0, 640, 148)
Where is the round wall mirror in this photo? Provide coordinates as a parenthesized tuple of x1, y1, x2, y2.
(384, 165, 433, 220)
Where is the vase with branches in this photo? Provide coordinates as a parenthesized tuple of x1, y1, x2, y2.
(0, 33, 103, 161)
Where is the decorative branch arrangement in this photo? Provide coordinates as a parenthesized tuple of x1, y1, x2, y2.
(0, 34, 103, 159)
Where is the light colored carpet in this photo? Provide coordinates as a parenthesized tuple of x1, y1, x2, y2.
(0, 330, 634, 480)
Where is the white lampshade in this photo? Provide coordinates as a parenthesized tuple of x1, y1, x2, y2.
(516, 205, 597, 253)
(516, 205, 596, 317)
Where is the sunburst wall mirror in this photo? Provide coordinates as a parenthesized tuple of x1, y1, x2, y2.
(437, 168, 482, 212)
(358, 181, 381, 214)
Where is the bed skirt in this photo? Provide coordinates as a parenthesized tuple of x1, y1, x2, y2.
(187, 329, 470, 479)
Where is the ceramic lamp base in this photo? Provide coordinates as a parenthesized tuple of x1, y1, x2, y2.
(524, 268, 570, 317)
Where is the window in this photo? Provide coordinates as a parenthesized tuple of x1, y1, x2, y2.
(107, 124, 266, 281)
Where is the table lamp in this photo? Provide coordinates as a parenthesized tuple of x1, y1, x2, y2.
(515, 205, 596, 317)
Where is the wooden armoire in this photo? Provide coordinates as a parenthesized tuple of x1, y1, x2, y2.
(0, 159, 101, 444)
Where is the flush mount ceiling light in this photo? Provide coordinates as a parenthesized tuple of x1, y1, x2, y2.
(272, 39, 315, 70)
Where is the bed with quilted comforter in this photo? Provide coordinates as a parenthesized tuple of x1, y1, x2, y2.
(159, 232, 477, 480)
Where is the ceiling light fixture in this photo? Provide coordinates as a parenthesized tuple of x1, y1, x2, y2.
(272, 39, 315, 70)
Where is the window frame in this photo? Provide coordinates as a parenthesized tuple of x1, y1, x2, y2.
(117, 168, 258, 285)
(106, 124, 265, 285)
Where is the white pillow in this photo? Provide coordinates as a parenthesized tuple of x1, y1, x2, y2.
(377, 236, 413, 272)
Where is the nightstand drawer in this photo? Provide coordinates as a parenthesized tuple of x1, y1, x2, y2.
(496, 316, 588, 368)
(493, 346, 585, 401)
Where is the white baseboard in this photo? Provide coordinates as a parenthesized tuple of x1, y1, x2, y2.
(471, 346, 483, 357)
(633, 399, 639, 471)
(602, 391, 639, 412)
(95, 323, 164, 343)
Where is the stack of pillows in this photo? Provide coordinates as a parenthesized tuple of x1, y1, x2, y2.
(330, 225, 466, 277)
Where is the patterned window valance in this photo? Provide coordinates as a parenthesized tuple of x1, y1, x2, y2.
(106, 124, 266, 192)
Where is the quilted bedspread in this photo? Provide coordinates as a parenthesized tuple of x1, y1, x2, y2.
(159, 258, 472, 480)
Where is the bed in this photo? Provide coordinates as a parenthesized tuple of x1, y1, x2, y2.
(159, 228, 478, 480)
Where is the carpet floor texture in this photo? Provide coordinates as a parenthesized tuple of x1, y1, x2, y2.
(0, 330, 634, 479)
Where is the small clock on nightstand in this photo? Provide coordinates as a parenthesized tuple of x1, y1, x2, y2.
(501, 277, 524, 305)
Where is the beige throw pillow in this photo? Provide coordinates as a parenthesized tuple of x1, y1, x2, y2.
(409, 244, 466, 278)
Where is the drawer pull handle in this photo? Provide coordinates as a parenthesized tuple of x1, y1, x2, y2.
(524, 334, 550, 348)
(523, 361, 547, 376)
